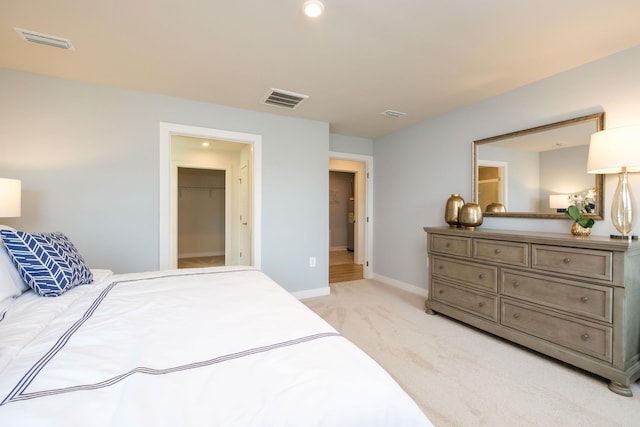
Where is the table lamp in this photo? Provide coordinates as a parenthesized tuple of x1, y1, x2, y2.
(549, 194, 569, 213)
(587, 126, 640, 239)
(0, 178, 21, 218)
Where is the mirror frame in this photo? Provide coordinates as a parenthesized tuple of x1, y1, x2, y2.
(472, 112, 605, 219)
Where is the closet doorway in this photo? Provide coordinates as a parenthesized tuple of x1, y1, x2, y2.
(159, 123, 262, 270)
(177, 167, 226, 268)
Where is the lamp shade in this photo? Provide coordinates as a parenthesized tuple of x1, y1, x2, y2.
(0, 178, 21, 218)
(587, 125, 640, 174)
(549, 194, 569, 209)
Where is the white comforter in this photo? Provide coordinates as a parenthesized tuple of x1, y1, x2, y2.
(0, 267, 432, 426)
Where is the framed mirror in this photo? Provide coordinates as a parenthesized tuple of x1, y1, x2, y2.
(473, 112, 605, 219)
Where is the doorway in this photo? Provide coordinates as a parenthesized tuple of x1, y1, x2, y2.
(329, 153, 372, 283)
(477, 160, 507, 211)
(177, 167, 226, 268)
(329, 171, 362, 282)
(159, 123, 262, 270)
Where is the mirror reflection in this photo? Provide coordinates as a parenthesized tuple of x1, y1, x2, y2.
(473, 113, 604, 219)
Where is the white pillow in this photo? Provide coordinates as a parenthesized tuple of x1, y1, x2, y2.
(0, 225, 28, 304)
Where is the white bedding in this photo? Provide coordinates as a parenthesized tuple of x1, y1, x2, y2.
(0, 266, 432, 426)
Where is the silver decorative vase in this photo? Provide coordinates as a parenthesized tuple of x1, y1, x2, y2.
(445, 194, 465, 228)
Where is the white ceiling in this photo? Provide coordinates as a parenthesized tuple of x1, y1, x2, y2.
(2, 1, 640, 139)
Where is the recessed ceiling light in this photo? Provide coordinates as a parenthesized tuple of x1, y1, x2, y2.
(14, 27, 74, 50)
(202, 142, 210, 147)
(303, 0, 324, 18)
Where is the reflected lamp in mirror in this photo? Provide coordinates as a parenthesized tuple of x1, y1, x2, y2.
(549, 194, 569, 213)
(0, 178, 21, 218)
(588, 125, 640, 239)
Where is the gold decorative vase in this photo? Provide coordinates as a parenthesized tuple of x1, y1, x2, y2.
(459, 203, 483, 230)
(445, 194, 465, 228)
(485, 202, 506, 213)
(571, 222, 592, 237)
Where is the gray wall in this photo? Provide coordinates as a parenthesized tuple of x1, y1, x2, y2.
(539, 145, 592, 212)
(3, 45, 638, 295)
(330, 134, 373, 155)
(373, 45, 640, 289)
(478, 144, 540, 212)
(0, 68, 332, 294)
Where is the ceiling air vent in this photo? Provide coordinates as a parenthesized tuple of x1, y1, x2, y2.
(15, 27, 74, 50)
(382, 110, 407, 118)
(262, 89, 309, 110)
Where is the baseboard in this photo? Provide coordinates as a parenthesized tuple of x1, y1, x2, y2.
(330, 246, 348, 251)
(371, 273, 429, 297)
(292, 286, 331, 300)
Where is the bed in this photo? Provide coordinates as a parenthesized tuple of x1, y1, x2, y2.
(0, 228, 432, 426)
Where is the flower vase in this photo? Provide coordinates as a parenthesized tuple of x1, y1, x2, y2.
(459, 203, 483, 230)
(445, 194, 465, 228)
(571, 222, 591, 237)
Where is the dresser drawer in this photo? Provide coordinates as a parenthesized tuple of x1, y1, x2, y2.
(431, 234, 471, 257)
(473, 239, 529, 267)
(532, 245, 612, 281)
(432, 279, 498, 321)
(432, 256, 497, 292)
(501, 299, 612, 362)
(501, 270, 612, 322)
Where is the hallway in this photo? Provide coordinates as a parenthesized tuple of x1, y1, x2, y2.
(329, 249, 363, 283)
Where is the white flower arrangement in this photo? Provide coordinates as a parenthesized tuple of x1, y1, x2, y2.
(566, 188, 596, 228)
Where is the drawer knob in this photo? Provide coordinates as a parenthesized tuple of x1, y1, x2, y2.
(580, 296, 589, 303)
(445, 242, 451, 247)
(478, 302, 485, 308)
(494, 248, 502, 254)
(478, 273, 485, 279)
(439, 289, 444, 294)
(438, 265, 444, 270)
(513, 313, 521, 319)
(563, 257, 571, 264)
(513, 281, 520, 288)
(581, 333, 590, 341)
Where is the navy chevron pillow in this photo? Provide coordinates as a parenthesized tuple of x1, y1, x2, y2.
(0, 230, 93, 297)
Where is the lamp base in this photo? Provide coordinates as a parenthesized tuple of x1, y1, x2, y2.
(610, 234, 638, 240)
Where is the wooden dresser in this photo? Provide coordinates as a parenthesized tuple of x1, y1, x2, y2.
(423, 226, 640, 396)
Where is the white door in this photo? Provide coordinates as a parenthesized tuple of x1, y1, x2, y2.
(238, 161, 251, 265)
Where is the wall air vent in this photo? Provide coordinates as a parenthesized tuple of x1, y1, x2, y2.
(261, 89, 309, 110)
(382, 110, 407, 118)
(15, 27, 75, 50)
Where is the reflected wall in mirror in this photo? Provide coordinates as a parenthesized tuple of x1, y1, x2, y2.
(473, 112, 605, 219)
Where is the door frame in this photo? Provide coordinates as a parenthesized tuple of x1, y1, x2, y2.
(329, 151, 373, 279)
(477, 160, 508, 209)
(159, 122, 262, 270)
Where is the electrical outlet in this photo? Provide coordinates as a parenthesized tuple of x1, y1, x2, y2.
(309, 257, 316, 267)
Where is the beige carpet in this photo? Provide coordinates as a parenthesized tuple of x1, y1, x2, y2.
(303, 279, 640, 427)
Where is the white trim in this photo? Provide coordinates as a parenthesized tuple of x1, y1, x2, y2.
(372, 273, 429, 297)
(329, 151, 373, 280)
(160, 122, 262, 270)
(292, 286, 331, 300)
